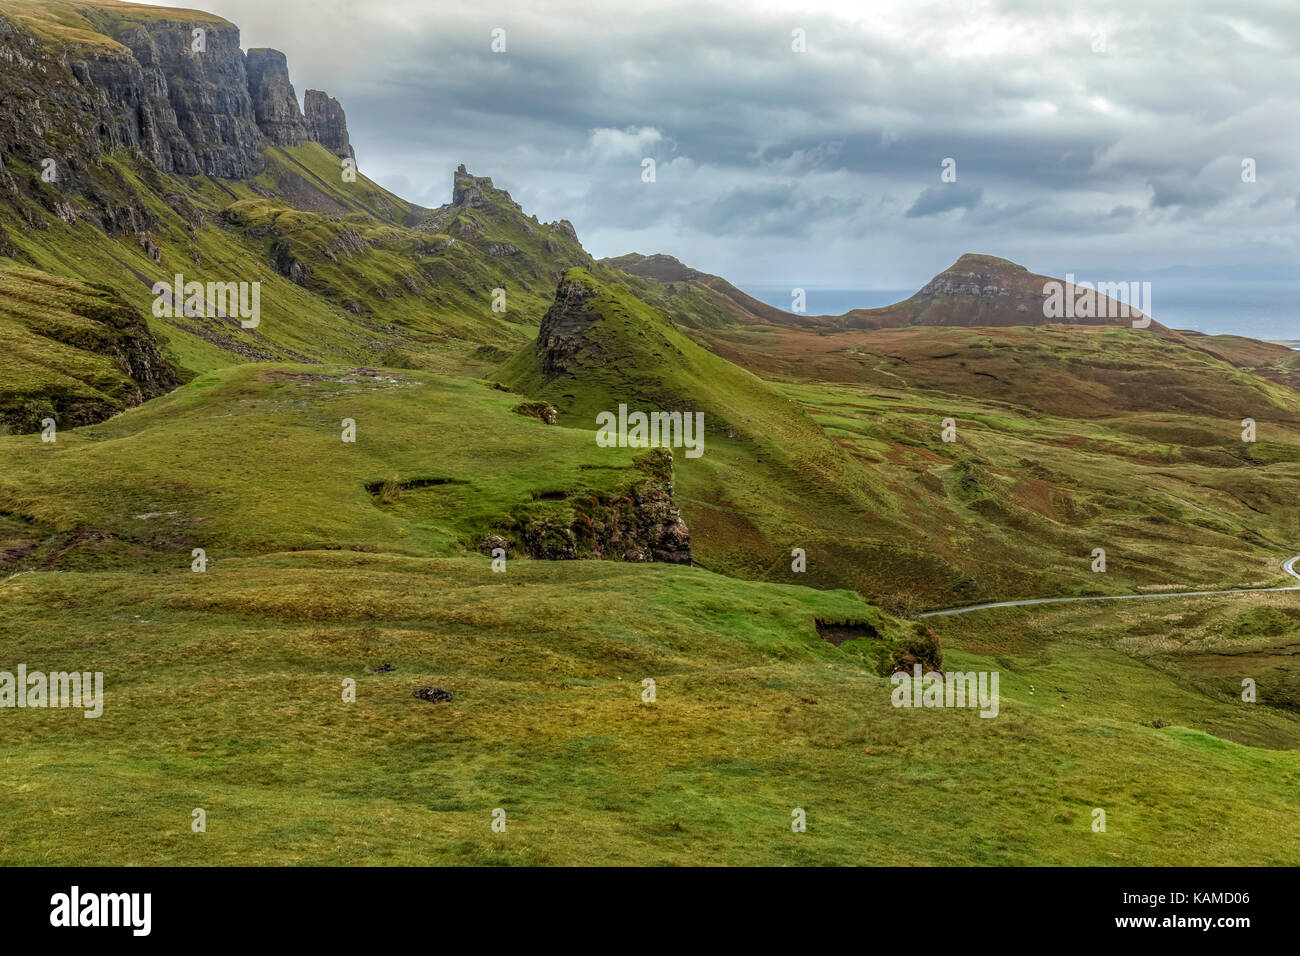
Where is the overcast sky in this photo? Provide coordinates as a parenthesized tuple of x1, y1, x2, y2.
(144, 0, 1298, 289)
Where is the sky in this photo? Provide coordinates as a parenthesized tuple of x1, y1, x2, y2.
(141, 0, 1299, 290)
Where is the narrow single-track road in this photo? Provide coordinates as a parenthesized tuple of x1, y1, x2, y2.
(919, 555, 1300, 618)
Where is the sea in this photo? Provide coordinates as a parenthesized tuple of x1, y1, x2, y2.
(741, 278, 1300, 344)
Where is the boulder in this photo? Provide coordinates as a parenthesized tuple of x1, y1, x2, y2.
(413, 686, 453, 703)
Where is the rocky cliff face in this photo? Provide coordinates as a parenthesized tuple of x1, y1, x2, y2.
(85, 11, 267, 178)
(246, 48, 309, 148)
(536, 272, 602, 380)
(0, 4, 354, 197)
(304, 90, 355, 160)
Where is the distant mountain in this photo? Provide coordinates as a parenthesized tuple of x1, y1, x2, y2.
(840, 253, 1162, 330)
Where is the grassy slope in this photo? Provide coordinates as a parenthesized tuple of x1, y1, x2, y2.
(4, 358, 1294, 865)
(0, 362, 670, 566)
(497, 269, 901, 580)
(928, 593, 1300, 746)
(0, 266, 169, 430)
(2, 133, 594, 391)
(2, 550, 1298, 865)
(2, 147, 398, 374)
(775, 376, 1300, 608)
(0, 0, 227, 51)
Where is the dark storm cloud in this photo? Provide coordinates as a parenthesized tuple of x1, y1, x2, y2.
(684, 183, 863, 237)
(143, 0, 1300, 285)
(1149, 176, 1229, 210)
(905, 184, 984, 218)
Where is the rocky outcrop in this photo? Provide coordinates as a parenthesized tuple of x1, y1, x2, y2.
(412, 686, 454, 703)
(502, 450, 691, 565)
(918, 274, 1011, 298)
(536, 272, 601, 380)
(245, 48, 309, 147)
(549, 219, 579, 242)
(451, 165, 494, 208)
(453, 218, 483, 238)
(304, 89, 355, 160)
(451, 164, 522, 212)
(511, 402, 558, 425)
(101, 309, 181, 402)
(321, 228, 367, 260)
(612, 475, 692, 564)
(271, 240, 310, 286)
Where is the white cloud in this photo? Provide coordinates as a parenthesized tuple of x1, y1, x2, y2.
(585, 126, 666, 161)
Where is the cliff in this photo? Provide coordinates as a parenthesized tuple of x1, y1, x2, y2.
(246, 48, 309, 148)
(304, 89, 355, 160)
(0, 0, 354, 199)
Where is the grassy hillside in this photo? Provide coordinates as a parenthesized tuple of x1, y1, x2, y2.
(4, 272, 1293, 864)
(0, 143, 592, 383)
(600, 251, 817, 329)
(496, 275, 1300, 613)
(0, 361, 689, 566)
(0, 266, 177, 432)
(0, 0, 229, 52)
(928, 592, 1300, 741)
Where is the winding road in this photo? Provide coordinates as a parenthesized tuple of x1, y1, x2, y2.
(919, 555, 1300, 618)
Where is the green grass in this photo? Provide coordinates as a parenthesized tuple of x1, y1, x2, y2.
(0, 0, 230, 53)
(0, 362, 657, 564)
(3, 551, 1299, 865)
(496, 275, 1300, 615)
(0, 267, 176, 432)
(2, 354, 1297, 864)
